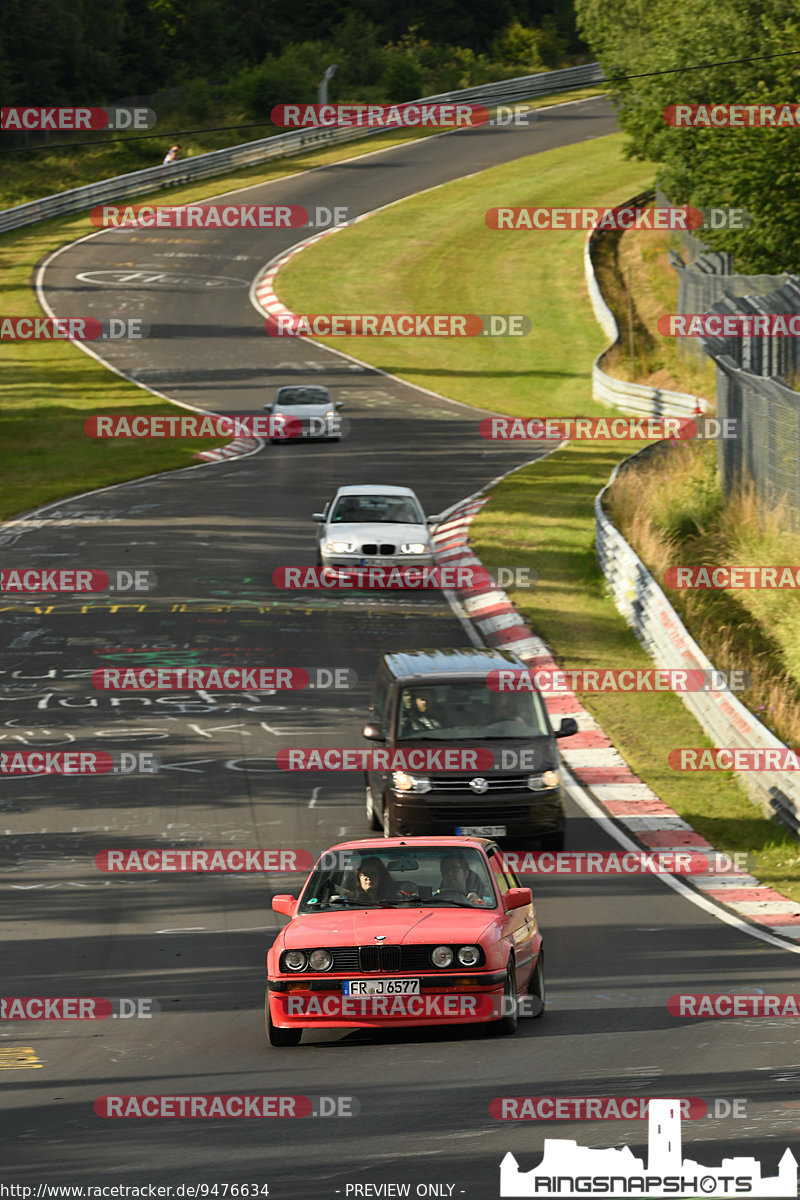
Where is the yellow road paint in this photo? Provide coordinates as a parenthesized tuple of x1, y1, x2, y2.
(0, 1046, 43, 1069)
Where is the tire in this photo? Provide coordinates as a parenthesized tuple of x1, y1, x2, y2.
(528, 950, 545, 1018)
(265, 993, 302, 1047)
(365, 784, 381, 831)
(492, 962, 519, 1036)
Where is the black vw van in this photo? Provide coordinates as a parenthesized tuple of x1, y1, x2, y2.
(363, 647, 577, 846)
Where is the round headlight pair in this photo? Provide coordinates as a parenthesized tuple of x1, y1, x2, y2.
(432, 945, 481, 968)
(284, 949, 332, 972)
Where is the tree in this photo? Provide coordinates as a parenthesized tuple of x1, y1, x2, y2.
(575, 0, 800, 271)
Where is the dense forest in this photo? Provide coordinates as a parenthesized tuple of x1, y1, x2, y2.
(0, 0, 585, 106)
(575, 0, 800, 271)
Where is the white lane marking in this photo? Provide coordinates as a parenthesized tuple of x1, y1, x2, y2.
(564, 768, 800, 956)
(309, 787, 321, 809)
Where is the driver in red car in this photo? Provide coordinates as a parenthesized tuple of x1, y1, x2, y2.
(437, 854, 483, 903)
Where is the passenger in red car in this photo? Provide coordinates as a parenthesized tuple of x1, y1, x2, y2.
(352, 857, 400, 904)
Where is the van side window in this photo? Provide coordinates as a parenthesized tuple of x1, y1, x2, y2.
(370, 663, 393, 727)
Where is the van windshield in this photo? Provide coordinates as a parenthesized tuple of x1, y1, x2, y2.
(395, 681, 550, 740)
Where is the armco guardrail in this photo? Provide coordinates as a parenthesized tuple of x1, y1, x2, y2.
(595, 457, 800, 830)
(584, 189, 707, 419)
(0, 63, 604, 236)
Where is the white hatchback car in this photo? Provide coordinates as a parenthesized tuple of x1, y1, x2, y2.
(313, 485, 440, 569)
(264, 385, 343, 443)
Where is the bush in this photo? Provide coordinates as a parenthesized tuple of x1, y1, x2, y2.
(381, 54, 424, 102)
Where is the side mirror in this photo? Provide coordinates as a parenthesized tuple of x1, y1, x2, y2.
(311, 513, 326, 523)
(426, 514, 442, 525)
(334, 401, 344, 410)
(271, 895, 297, 917)
(362, 722, 385, 742)
(556, 717, 578, 738)
(503, 886, 532, 912)
(263, 403, 274, 412)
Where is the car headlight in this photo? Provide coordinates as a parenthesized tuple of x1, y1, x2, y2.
(325, 410, 335, 420)
(432, 946, 454, 968)
(458, 945, 481, 967)
(284, 950, 307, 971)
(527, 770, 560, 791)
(308, 949, 333, 972)
(400, 542, 429, 554)
(392, 771, 431, 793)
(325, 540, 357, 554)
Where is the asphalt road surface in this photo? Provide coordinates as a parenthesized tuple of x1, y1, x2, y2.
(2, 96, 799, 1198)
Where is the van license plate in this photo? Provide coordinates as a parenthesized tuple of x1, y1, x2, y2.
(457, 825, 506, 837)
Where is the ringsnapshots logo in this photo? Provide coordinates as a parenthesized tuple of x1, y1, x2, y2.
(499, 1098, 797, 1197)
(664, 103, 800, 127)
(1, 107, 156, 131)
(265, 313, 530, 337)
(95, 1094, 358, 1118)
(1, 317, 148, 340)
(272, 566, 537, 591)
(0, 569, 156, 593)
(271, 102, 489, 128)
(488, 667, 750, 693)
(479, 417, 696, 441)
(0, 750, 157, 775)
(91, 666, 355, 691)
(91, 204, 349, 230)
(1, 997, 160, 1019)
(95, 848, 313, 872)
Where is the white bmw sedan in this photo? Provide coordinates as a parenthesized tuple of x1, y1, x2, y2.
(313, 485, 439, 569)
(264, 385, 343, 443)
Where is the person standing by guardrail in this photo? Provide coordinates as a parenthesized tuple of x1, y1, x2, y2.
(162, 143, 180, 165)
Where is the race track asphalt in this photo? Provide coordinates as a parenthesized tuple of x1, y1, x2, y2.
(2, 96, 798, 1196)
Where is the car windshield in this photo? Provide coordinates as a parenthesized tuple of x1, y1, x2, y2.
(276, 388, 329, 406)
(329, 494, 424, 525)
(395, 680, 550, 740)
(297, 847, 497, 912)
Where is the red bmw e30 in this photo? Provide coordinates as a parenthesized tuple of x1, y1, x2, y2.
(265, 835, 544, 1046)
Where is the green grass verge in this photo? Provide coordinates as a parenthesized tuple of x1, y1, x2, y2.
(276, 129, 800, 901)
(0, 89, 606, 522)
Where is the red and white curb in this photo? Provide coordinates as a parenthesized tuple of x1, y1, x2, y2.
(253, 225, 346, 325)
(433, 497, 800, 946)
(193, 436, 260, 463)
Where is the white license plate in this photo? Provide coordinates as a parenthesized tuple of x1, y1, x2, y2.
(360, 558, 397, 566)
(342, 978, 420, 995)
(457, 825, 507, 837)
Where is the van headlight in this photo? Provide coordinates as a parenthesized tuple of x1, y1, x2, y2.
(392, 771, 431, 793)
(527, 770, 560, 791)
